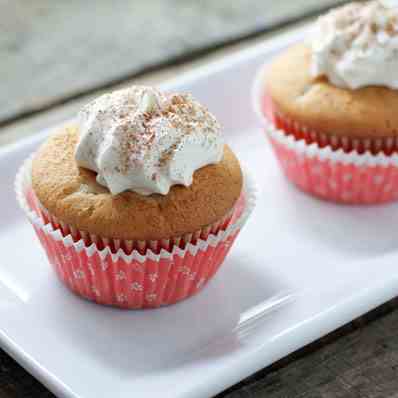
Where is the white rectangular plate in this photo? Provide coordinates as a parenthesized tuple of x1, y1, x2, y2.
(2, 26, 398, 398)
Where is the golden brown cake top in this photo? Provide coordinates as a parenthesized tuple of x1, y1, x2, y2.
(266, 43, 398, 138)
(32, 127, 243, 241)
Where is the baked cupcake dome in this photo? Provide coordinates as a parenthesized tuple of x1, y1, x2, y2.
(254, 1, 398, 204)
(32, 126, 243, 241)
(16, 85, 255, 309)
(266, 43, 398, 149)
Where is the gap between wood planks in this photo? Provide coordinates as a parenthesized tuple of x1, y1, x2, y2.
(218, 297, 398, 398)
(0, 18, 310, 148)
(0, 1, 348, 131)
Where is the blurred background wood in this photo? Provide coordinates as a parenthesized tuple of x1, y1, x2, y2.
(5, 1, 398, 398)
(1, 0, 346, 125)
(219, 299, 398, 398)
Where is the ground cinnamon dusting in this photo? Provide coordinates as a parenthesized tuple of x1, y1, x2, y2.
(114, 89, 220, 174)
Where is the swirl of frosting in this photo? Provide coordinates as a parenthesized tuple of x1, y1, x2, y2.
(75, 86, 223, 195)
(311, 1, 398, 89)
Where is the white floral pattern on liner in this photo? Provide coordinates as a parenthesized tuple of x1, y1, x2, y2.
(268, 130, 398, 204)
(251, 62, 398, 168)
(15, 155, 256, 264)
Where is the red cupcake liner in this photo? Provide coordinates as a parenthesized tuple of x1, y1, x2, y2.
(252, 67, 398, 204)
(16, 157, 256, 309)
(269, 97, 398, 156)
(38, 201, 235, 256)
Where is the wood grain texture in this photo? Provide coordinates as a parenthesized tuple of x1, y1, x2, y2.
(4, 2, 393, 397)
(219, 299, 398, 398)
(1, 0, 347, 124)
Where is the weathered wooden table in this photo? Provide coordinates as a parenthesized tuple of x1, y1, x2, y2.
(3, 1, 398, 397)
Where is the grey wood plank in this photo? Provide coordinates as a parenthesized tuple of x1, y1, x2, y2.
(219, 299, 398, 398)
(0, 21, 308, 147)
(1, 0, 347, 124)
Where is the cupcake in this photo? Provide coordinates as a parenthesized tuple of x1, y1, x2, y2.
(254, 1, 398, 204)
(16, 86, 255, 309)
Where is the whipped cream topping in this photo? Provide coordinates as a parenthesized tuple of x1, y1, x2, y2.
(75, 86, 223, 195)
(311, 1, 398, 89)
